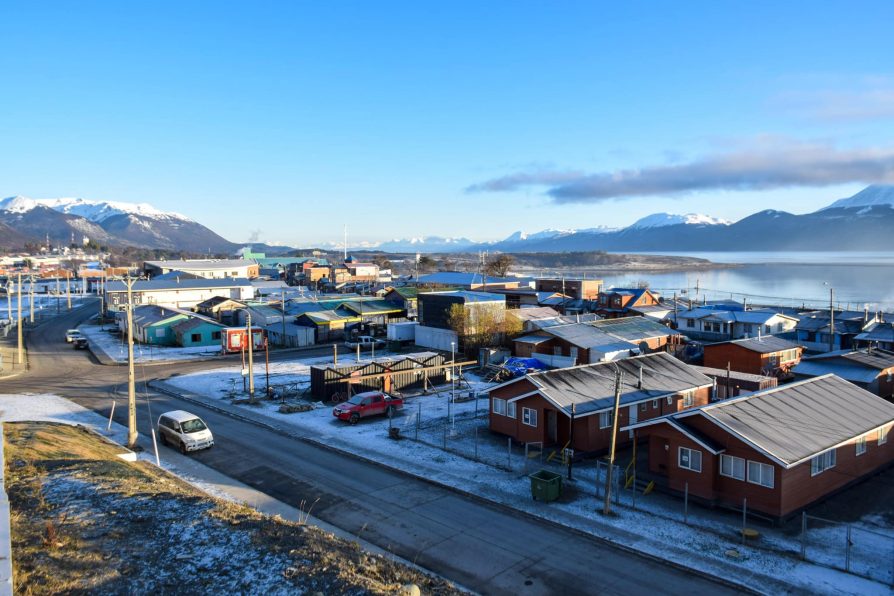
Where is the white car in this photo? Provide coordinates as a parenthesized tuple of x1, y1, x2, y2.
(157, 410, 214, 454)
(65, 329, 83, 343)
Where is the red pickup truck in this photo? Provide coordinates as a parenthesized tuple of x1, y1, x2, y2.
(333, 391, 403, 424)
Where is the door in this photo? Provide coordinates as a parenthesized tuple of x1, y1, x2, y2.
(547, 410, 558, 444)
(628, 405, 638, 439)
(569, 347, 579, 365)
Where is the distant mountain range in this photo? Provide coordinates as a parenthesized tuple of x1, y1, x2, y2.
(3, 185, 894, 254)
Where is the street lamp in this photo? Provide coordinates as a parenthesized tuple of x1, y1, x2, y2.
(450, 341, 456, 432)
(823, 282, 835, 352)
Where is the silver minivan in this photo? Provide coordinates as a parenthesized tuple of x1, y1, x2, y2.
(157, 410, 214, 453)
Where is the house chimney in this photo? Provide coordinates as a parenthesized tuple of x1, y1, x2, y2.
(864, 304, 869, 326)
(758, 326, 762, 341)
(743, 297, 747, 311)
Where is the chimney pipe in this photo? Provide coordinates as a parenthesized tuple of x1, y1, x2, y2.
(758, 326, 762, 341)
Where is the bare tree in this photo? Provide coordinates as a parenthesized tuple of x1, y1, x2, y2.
(484, 254, 514, 277)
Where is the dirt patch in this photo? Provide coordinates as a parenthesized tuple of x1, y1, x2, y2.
(5, 422, 461, 595)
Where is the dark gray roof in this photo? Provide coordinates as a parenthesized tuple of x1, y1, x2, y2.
(515, 352, 712, 417)
(691, 365, 775, 384)
(589, 316, 678, 341)
(716, 335, 800, 354)
(856, 322, 894, 343)
(803, 349, 894, 370)
(691, 375, 894, 467)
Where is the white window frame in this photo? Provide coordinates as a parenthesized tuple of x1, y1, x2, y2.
(599, 411, 613, 429)
(507, 401, 517, 419)
(652, 399, 658, 409)
(747, 461, 774, 488)
(856, 435, 867, 456)
(522, 407, 537, 428)
(880, 426, 889, 446)
(640, 402, 647, 412)
(682, 392, 694, 408)
(666, 395, 673, 406)
(719, 454, 745, 481)
(811, 449, 837, 476)
(678, 447, 702, 472)
(492, 398, 507, 416)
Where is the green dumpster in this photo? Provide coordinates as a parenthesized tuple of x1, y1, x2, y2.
(529, 469, 563, 502)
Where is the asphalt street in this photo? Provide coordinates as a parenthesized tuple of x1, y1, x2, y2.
(3, 301, 747, 595)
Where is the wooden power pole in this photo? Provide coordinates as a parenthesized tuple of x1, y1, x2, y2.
(603, 367, 623, 515)
(247, 311, 255, 401)
(16, 274, 24, 365)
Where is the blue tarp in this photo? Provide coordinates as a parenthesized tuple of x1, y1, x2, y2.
(503, 357, 549, 377)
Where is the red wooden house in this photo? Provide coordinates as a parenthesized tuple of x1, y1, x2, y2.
(624, 374, 894, 519)
(487, 352, 713, 454)
(596, 288, 661, 319)
(703, 335, 802, 378)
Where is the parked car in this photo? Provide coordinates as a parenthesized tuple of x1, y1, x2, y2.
(73, 337, 89, 350)
(333, 391, 403, 424)
(344, 335, 386, 350)
(65, 329, 83, 343)
(157, 410, 214, 453)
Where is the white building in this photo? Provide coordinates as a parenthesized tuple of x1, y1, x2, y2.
(143, 259, 259, 280)
(104, 278, 255, 312)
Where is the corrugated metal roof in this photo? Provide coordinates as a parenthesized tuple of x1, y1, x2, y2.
(341, 300, 405, 315)
(856, 322, 894, 343)
(804, 349, 894, 370)
(693, 375, 894, 467)
(589, 317, 678, 341)
(543, 323, 625, 350)
(172, 316, 226, 333)
(792, 361, 880, 384)
(515, 334, 553, 345)
(521, 352, 712, 417)
(691, 365, 774, 384)
(716, 335, 800, 354)
(417, 272, 517, 286)
(146, 259, 252, 270)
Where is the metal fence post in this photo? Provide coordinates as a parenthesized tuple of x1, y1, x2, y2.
(684, 482, 689, 524)
(416, 402, 421, 441)
(846, 525, 852, 573)
(632, 465, 637, 511)
(800, 511, 807, 560)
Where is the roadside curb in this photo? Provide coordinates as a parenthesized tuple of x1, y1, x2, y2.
(147, 381, 802, 596)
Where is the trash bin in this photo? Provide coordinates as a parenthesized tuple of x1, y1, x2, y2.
(529, 469, 563, 502)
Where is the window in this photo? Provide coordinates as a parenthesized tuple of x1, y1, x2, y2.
(156, 328, 165, 338)
(191, 333, 201, 342)
(507, 402, 517, 418)
(522, 407, 538, 427)
(686, 319, 695, 328)
(765, 325, 771, 335)
(553, 347, 563, 356)
(682, 392, 694, 407)
(640, 402, 647, 412)
(811, 450, 837, 476)
(747, 461, 774, 488)
(720, 455, 745, 480)
(880, 426, 889, 446)
(652, 399, 658, 410)
(743, 324, 753, 334)
(776, 322, 784, 332)
(666, 396, 673, 406)
(599, 411, 613, 429)
(856, 435, 867, 456)
(492, 398, 507, 416)
(212, 331, 222, 340)
(678, 447, 702, 472)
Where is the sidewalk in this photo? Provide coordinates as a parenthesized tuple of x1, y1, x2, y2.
(150, 379, 881, 596)
(0, 330, 26, 381)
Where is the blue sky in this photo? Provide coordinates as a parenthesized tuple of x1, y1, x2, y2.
(2, 2, 894, 246)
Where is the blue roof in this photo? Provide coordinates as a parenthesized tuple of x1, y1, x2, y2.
(422, 290, 506, 303)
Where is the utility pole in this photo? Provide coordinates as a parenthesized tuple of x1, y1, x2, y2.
(603, 367, 623, 515)
(66, 274, 71, 310)
(16, 274, 24, 365)
(55, 276, 60, 314)
(28, 275, 35, 323)
(247, 311, 255, 401)
(828, 286, 835, 352)
(125, 276, 138, 449)
(281, 290, 286, 347)
(6, 281, 12, 326)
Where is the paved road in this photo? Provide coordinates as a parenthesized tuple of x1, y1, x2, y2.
(6, 303, 747, 595)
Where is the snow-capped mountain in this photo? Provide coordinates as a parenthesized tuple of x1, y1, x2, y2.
(0, 195, 236, 253)
(375, 236, 478, 252)
(821, 185, 894, 210)
(0, 196, 190, 223)
(627, 212, 731, 229)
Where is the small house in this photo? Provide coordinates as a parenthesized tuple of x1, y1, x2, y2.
(703, 336, 802, 378)
(793, 349, 894, 399)
(172, 316, 226, 347)
(624, 375, 894, 519)
(487, 352, 713, 454)
(596, 288, 661, 319)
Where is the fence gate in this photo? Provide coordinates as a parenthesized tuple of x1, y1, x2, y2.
(803, 513, 894, 585)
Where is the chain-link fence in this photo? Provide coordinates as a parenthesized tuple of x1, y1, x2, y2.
(802, 513, 894, 585)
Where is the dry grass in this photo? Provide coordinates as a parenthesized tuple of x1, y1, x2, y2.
(5, 422, 461, 595)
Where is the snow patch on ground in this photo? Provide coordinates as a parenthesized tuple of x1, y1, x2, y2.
(78, 324, 221, 363)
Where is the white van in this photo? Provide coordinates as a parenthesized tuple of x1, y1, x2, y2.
(157, 410, 214, 453)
